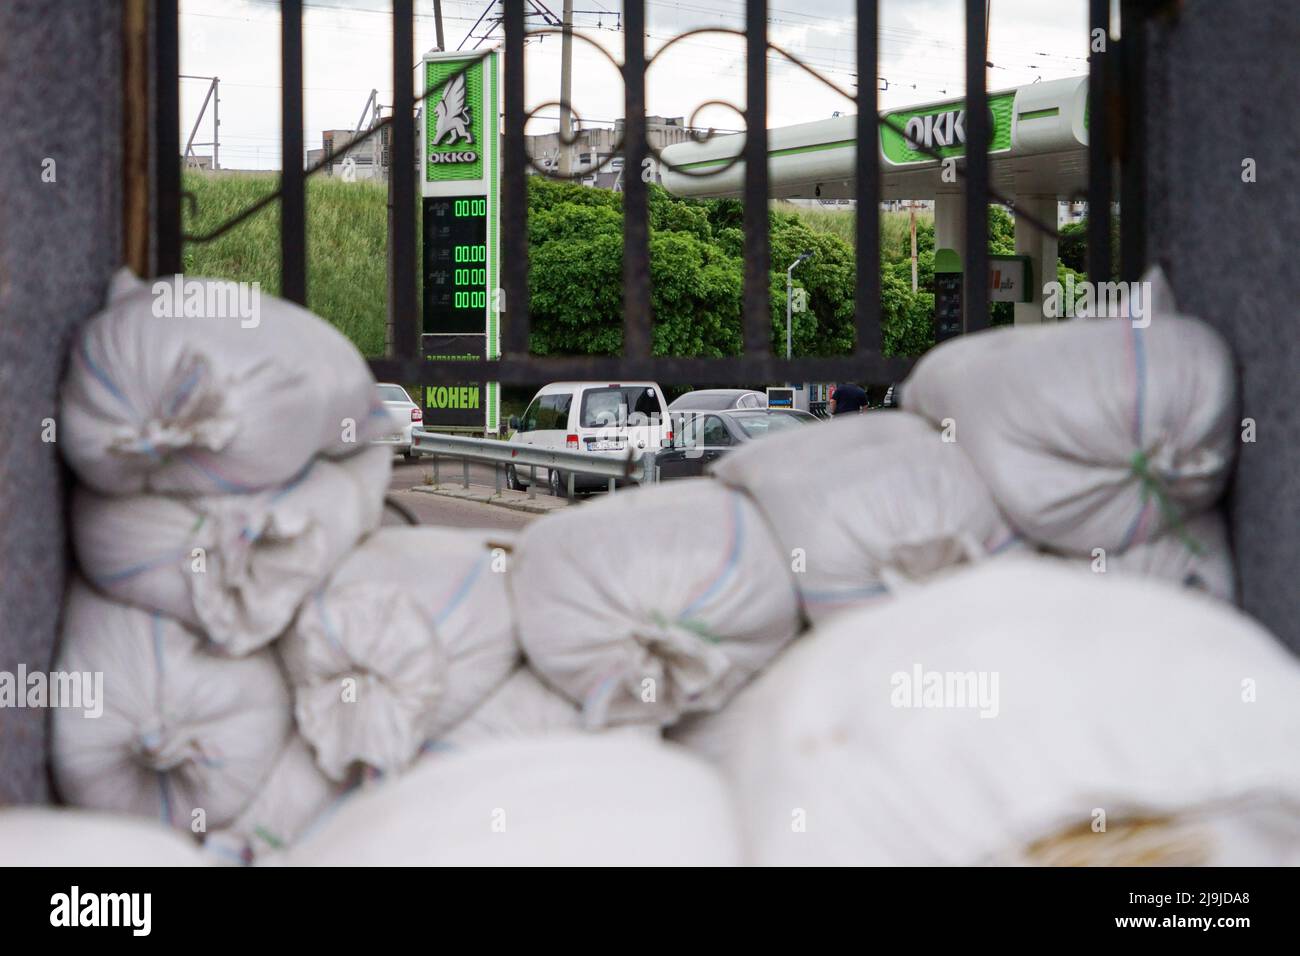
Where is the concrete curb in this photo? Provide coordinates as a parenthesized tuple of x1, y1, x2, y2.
(408, 484, 570, 515)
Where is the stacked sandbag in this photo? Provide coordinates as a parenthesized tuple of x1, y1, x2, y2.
(60, 269, 382, 495)
(715, 557, 1300, 866)
(431, 668, 662, 757)
(1053, 508, 1236, 603)
(52, 580, 292, 833)
(280, 526, 519, 780)
(71, 445, 391, 655)
(271, 735, 743, 866)
(0, 808, 211, 867)
(712, 411, 1016, 623)
(204, 735, 346, 864)
(509, 478, 801, 729)
(902, 267, 1237, 556)
(435, 668, 584, 751)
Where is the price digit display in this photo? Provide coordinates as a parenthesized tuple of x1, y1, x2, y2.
(422, 194, 490, 335)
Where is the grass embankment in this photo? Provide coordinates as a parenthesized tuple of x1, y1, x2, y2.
(780, 201, 935, 261)
(183, 172, 395, 357)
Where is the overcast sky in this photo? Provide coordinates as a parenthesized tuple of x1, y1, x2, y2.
(179, 0, 1093, 169)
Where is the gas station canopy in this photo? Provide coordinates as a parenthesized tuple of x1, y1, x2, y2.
(660, 76, 1090, 328)
(659, 75, 1088, 202)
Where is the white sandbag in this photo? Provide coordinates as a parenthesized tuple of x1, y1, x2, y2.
(902, 267, 1237, 554)
(71, 446, 391, 655)
(0, 808, 210, 867)
(429, 668, 661, 760)
(280, 526, 518, 780)
(435, 668, 583, 751)
(720, 556, 1300, 866)
(666, 650, 789, 765)
(510, 478, 801, 728)
(272, 735, 743, 866)
(60, 269, 382, 495)
(712, 411, 1017, 623)
(204, 735, 345, 864)
(52, 580, 292, 832)
(1057, 508, 1235, 603)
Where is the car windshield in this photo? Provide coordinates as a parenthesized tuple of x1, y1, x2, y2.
(733, 412, 810, 439)
(581, 386, 661, 428)
(378, 385, 410, 403)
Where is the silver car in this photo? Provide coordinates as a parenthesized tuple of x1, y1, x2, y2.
(373, 383, 422, 461)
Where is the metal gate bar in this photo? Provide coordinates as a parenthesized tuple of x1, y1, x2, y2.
(391, 0, 419, 360)
(854, 0, 882, 359)
(1088, 0, 1113, 282)
(963, 0, 989, 332)
(1119, 0, 1147, 283)
(154, 0, 181, 276)
(280, 0, 305, 305)
(742, 0, 770, 358)
(622, 0, 651, 360)
(501, 4, 530, 357)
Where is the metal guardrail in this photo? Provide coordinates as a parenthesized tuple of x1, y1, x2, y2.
(411, 428, 653, 499)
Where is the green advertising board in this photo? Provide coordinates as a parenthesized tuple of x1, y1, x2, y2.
(421, 50, 500, 433)
(880, 92, 1016, 164)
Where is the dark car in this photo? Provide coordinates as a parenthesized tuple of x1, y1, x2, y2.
(656, 408, 818, 480)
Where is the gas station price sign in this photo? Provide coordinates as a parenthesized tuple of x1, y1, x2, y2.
(421, 49, 501, 433)
(423, 195, 489, 334)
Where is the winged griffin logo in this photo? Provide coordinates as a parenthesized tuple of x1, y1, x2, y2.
(433, 73, 474, 146)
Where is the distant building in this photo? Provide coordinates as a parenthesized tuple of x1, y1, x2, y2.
(307, 128, 383, 179)
(525, 116, 696, 190)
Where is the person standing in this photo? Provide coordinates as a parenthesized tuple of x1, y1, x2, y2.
(829, 382, 868, 415)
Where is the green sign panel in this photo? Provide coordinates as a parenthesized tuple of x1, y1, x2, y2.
(425, 58, 486, 182)
(880, 92, 1015, 164)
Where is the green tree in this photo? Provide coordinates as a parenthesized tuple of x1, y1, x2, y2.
(1057, 215, 1120, 273)
(524, 178, 947, 362)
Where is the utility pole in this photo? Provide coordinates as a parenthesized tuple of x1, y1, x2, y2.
(386, 103, 395, 356)
(212, 77, 220, 169)
(433, 0, 446, 51)
(181, 74, 220, 170)
(786, 250, 813, 360)
(557, 0, 575, 179)
(345, 88, 378, 176)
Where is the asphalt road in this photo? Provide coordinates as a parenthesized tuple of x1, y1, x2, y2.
(384, 457, 542, 531)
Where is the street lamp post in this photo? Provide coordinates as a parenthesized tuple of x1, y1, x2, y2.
(786, 250, 813, 360)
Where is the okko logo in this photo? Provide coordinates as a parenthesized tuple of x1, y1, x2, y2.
(902, 106, 995, 152)
(430, 72, 477, 163)
(890, 664, 1000, 718)
(50, 887, 151, 936)
(151, 275, 261, 328)
(0, 666, 102, 718)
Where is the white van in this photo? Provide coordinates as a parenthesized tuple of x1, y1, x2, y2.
(505, 382, 670, 496)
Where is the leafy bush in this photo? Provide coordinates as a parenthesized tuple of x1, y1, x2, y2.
(526, 179, 937, 360)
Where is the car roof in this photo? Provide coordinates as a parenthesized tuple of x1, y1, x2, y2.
(375, 383, 414, 400)
(682, 389, 760, 398)
(535, 381, 661, 393)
